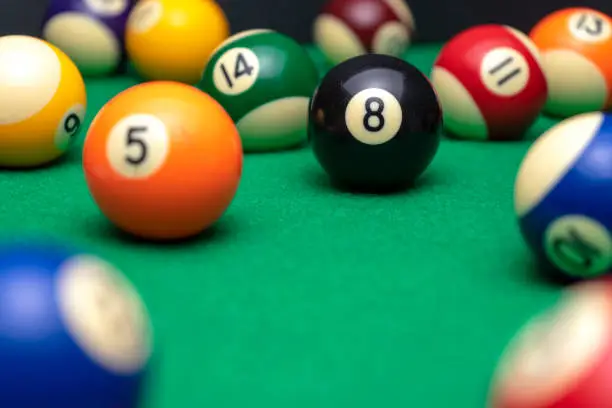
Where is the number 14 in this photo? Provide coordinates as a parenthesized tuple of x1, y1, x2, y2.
(220, 53, 255, 88)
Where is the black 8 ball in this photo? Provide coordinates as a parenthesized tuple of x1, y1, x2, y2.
(308, 54, 442, 192)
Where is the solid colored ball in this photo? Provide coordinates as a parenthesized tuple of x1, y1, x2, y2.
(199, 29, 320, 152)
(489, 278, 612, 408)
(42, 0, 135, 76)
(514, 112, 612, 279)
(431, 24, 547, 141)
(309, 54, 441, 192)
(313, 0, 415, 65)
(530, 7, 612, 117)
(125, 0, 229, 84)
(0, 241, 152, 408)
(0, 35, 86, 168)
(83, 81, 243, 241)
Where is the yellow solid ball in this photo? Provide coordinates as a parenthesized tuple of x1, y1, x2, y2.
(125, 0, 230, 84)
(0, 35, 86, 168)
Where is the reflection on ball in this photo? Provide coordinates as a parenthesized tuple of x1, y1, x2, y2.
(0, 35, 86, 167)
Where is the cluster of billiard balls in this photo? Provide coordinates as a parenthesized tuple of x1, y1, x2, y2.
(453, 8, 612, 408)
(40, 0, 230, 83)
(2, 0, 612, 407)
(0, 9, 439, 242)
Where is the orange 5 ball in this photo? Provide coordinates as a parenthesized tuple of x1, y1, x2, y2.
(83, 81, 243, 241)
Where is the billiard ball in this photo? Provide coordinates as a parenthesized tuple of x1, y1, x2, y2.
(514, 112, 612, 280)
(199, 29, 319, 152)
(125, 0, 229, 84)
(308, 54, 442, 191)
(489, 277, 612, 408)
(530, 8, 612, 117)
(0, 35, 86, 168)
(83, 81, 242, 241)
(42, 0, 135, 77)
(313, 0, 415, 65)
(431, 24, 547, 141)
(0, 241, 152, 407)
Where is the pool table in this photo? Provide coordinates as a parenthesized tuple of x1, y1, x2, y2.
(0, 43, 565, 408)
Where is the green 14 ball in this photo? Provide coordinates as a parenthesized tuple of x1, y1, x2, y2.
(199, 29, 320, 152)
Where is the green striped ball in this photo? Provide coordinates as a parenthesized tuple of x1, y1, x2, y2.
(198, 29, 319, 152)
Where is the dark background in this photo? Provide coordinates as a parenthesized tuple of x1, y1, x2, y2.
(3, 0, 612, 43)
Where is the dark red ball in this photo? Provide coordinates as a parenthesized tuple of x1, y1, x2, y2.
(313, 0, 415, 65)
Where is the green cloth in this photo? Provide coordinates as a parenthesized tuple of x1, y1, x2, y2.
(0, 44, 565, 408)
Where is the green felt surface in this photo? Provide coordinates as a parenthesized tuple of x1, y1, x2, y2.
(0, 44, 567, 407)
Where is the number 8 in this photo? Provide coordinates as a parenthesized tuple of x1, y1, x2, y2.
(363, 97, 385, 132)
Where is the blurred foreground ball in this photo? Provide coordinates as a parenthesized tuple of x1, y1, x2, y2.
(0, 241, 152, 407)
(490, 278, 612, 408)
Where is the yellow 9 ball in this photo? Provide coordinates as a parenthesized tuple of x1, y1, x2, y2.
(125, 0, 230, 84)
(0, 35, 86, 168)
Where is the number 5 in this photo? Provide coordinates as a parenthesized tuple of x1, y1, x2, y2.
(126, 126, 148, 165)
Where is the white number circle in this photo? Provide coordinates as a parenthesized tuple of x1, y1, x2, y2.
(127, 0, 163, 34)
(55, 103, 86, 151)
(345, 88, 403, 145)
(569, 12, 612, 42)
(545, 215, 612, 277)
(480, 47, 530, 97)
(56, 255, 153, 374)
(213, 48, 260, 95)
(84, 0, 128, 16)
(106, 114, 170, 179)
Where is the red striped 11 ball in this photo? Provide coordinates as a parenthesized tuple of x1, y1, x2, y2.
(313, 0, 415, 65)
(308, 54, 442, 192)
(42, 0, 135, 76)
(431, 25, 547, 141)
